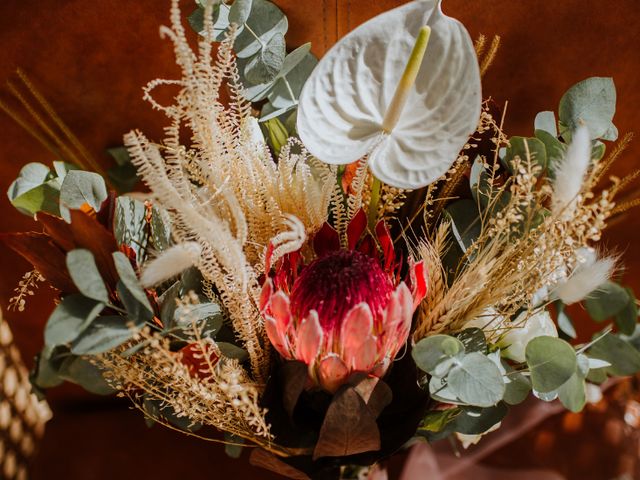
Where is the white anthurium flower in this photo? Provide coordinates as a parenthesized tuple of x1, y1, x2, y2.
(296, 0, 482, 190)
(499, 310, 558, 363)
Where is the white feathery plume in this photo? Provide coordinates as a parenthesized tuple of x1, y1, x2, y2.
(140, 242, 202, 288)
(551, 124, 592, 217)
(553, 254, 616, 305)
(267, 215, 307, 267)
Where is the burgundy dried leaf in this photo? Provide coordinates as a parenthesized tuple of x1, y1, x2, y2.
(352, 375, 393, 418)
(249, 449, 310, 480)
(313, 223, 340, 257)
(0, 232, 76, 293)
(313, 386, 381, 460)
(36, 212, 76, 251)
(281, 361, 310, 419)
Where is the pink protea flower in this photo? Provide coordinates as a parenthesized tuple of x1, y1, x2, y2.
(260, 210, 427, 393)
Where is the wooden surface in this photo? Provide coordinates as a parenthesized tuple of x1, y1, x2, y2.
(0, 1, 639, 478)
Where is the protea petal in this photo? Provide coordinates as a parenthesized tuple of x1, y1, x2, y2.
(352, 336, 378, 372)
(318, 354, 350, 393)
(341, 302, 374, 345)
(270, 291, 292, 331)
(265, 316, 291, 359)
(409, 259, 428, 309)
(259, 278, 273, 311)
(296, 310, 323, 364)
(383, 283, 413, 355)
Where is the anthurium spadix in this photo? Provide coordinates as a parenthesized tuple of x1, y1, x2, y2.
(296, 0, 482, 189)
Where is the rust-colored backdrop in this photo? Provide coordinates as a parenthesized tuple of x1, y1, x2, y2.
(0, 1, 639, 478)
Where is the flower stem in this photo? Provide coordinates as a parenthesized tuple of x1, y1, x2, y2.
(382, 26, 431, 133)
(368, 176, 382, 229)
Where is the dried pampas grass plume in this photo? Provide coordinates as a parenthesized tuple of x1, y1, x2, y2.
(140, 242, 202, 288)
(554, 255, 617, 305)
(552, 125, 591, 217)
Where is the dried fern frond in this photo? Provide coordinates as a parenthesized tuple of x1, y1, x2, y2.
(125, 0, 335, 381)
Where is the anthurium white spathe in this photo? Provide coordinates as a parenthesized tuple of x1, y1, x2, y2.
(500, 310, 558, 363)
(296, 0, 482, 189)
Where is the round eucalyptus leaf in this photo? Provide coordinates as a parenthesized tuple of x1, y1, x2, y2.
(449, 404, 508, 435)
(584, 281, 630, 322)
(558, 77, 617, 141)
(71, 316, 137, 355)
(7, 162, 52, 200)
(113, 251, 153, 312)
(525, 336, 577, 393)
(59, 171, 107, 221)
(66, 249, 110, 303)
(448, 352, 505, 407)
(44, 294, 104, 346)
(502, 136, 547, 174)
(244, 32, 286, 84)
(412, 334, 464, 375)
(557, 371, 586, 412)
(234, 0, 288, 59)
(534, 111, 557, 137)
(228, 0, 253, 25)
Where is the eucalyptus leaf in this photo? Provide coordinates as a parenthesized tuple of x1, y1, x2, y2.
(534, 111, 557, 136)
(188, 2, 230, 41)
(266, 51, 318, 112)
(584, 281, 629, 322)
(556, 302, 577, 339)
(558, 77, 617, 141)
(44, 294, 104, 346)
(224, 433, 245, 459)
(456, 328, 487, 354)
(557, 371, 586, 412)
(7, 162, 52, 200)
(502, 368, 531, 405)
(614, 288, 638, 336)
(525, 336, 577, 393)
(71, 316, 138, 355)
(228, 0, 253, 24)
(233, 0, 288, 59)
(448, 352, 505, 407)
(113, 251, 152, 312)
(58, 356, 115, 395)
(66, 249, 110, 303)
(534, 129, 565, 178)
(114, 196, 148, 262)
(588, 332, 640, 376)
(412, 335, 464, 375)
(244, 32, 286, 84)
(59, 170, 107, 221)
(502, 136, 547, 174)
(117, 281, 153, 323)
(449, 404, 508, 436)
(444, 199, 481, 253)
(10, 180, 62, 216)
(418, 408, 461, 434)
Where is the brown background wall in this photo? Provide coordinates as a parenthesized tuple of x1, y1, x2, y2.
(0, 1, 639, 478)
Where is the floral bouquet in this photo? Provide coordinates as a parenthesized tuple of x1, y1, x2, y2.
(3, 0, 640, 478)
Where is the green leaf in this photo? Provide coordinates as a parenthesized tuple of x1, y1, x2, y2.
(59, 171, 108, 221)
(418, 408, 461, 433)
(503, 368, 531, 405)
(44, 294, 104, 345)
(8, 162, 53, 200)
(456, 328, 487, 354)
(584, 281, 629, 322)
(188, 3, 230, 41)
(71, 316, 138, 355)
(502, 136, 547, 174)
(558, 77, 616, 141)
(31, 345, 70, 391)
(224, 433, 245, 459)
(244, 32, 286, 84)
(229, 0, 253, 24)
(217, 342, 249, 361)
(412, 335, 464, 375)
(263, 52, 317, 116)
(588, 332, 640, 376)
(66, 249, 110, 303)
(448, 352, 505, 407)
(557, 371, 586, 412)
(58, 355, 115, 395)
(449, 404, 508, 435)
(444, 199, 481, 253)
(113, 251, 152, 312)
(107, 147, 139, 194)
(534, 111, 558, 136)
(534, 130, 565, 179)
(615, 288, 638, 336)
(525, 336, 577, 393)
(233, 0, 288, 59)
(114, 196, 149, 262)
(117, 281, 153, 323)
(150, 206, 172, 252)
(556, 302, 577, 339)
(10, 180, 62, 216)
